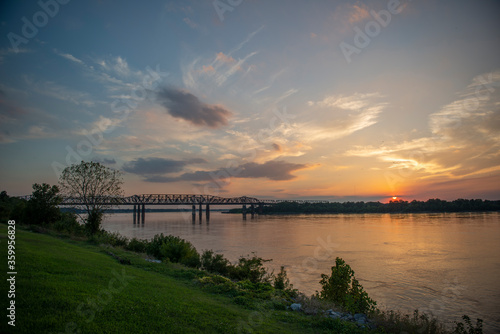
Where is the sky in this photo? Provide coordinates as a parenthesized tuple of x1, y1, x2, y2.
(0, 0, 499, 201)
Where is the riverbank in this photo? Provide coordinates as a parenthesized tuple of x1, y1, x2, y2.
(0, 223, 378, 333)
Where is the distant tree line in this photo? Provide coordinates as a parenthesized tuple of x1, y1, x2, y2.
(255, 198, 500, 214)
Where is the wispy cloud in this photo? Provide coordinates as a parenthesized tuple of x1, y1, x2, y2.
(54, 49, 84, 65)
(25, 76, 95, 107)
(301, 92, 386, 141)
(182, 26, 264, 92)
(345, 70, 500, 179)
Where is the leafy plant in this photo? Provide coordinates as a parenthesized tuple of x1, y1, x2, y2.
(453, 315, 483, 334)
(228, 254, 272, 283)
(273, 266, 298, 298)
(146, 233, 200, 268)
(316, 257, 376, 314)
(126, 237, 148, 253)
(201, 250, 231, 276)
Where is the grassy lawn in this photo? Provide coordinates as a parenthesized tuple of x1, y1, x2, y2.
(0, 224, 372, 334)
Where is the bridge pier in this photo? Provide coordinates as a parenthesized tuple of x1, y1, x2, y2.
(141, 204, 145, 223)
(206, 204, 210, 220)
(199, 203, 202, 220)
(258, 203, 263, 214)
(192, 204, 196, 221)
(133, 205, 137, 224)
(250, 204, 255, 218)
(242, 204, 247, 220)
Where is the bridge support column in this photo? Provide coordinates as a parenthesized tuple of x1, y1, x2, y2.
(133, 205, 137, 224)
(192, 204, 196, 221)
(242, 204, 247, 220)
(250, 204, 255, 218)
(199, 203, 202, 220)
(141, 204, 145, 223)
(206, 204, 210, 220)
(258, 203, 263, 214)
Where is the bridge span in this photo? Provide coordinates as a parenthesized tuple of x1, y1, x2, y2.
(60, 194, 267, 222)
(19, 194, 328, 223)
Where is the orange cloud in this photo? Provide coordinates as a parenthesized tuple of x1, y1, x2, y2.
(348, 4, 371, 24)
(215, 52, 235, 64)
(200, 65, 215, 74)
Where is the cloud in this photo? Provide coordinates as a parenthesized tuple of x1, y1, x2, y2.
(123, 157, 207, 176)
(183, 17, 198, 29)
(0, 48, 31, 64)
(301, 92, 386, 141)
(347, 3, 371, 24)
(156, 87, 232, 128)
(182, 26, 263, 92)
(54, 50, 84, 65)
(144, 160, 307, 183)
(345, 70, 500, 179)
(25, 76, 95, 107)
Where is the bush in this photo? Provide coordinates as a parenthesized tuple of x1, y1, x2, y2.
(453, 315, 483, 334)
(53, 212, 84, 235)
(160, 239, 200, 267)
(126, 237, 147, 253)
(201, 250, 231, 276)
(273, 266, 298, 298)
(316, 257, 376, 314)
(146, 234, 200, 268)
(198, 275, 239, 296)
(227, 254, 272, 283)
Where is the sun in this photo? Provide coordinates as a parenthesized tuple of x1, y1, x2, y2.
(392, 196, 398, 200)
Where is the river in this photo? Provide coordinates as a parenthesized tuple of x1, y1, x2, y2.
(101, 211, 500, 332)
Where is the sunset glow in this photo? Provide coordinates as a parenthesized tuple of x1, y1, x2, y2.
(0, 1, 499, 201)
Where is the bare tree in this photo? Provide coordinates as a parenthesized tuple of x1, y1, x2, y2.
(59, 161, 123, 235)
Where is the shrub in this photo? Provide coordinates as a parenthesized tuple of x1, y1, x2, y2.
(53, 212, 84, 235)
(201, 250, 231, 276)
(146, 234, 200, 268)
(198, 275, 239, 295)
(160, 239, 200, 267)
(316, 257, 376, 314)
(227, 254, 272, 283)
(273, 266, 298, 298)
(126, 237, 147, 253)
(453, 315, 483, 334)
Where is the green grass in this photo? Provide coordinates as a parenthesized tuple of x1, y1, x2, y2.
(0, 224, 375, 334)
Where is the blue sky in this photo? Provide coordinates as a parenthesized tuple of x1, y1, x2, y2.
(1, 0, 499, 201)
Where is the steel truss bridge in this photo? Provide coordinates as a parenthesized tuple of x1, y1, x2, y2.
(19, 194, 328, 223)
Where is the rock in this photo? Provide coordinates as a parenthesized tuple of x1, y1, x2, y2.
(145, 258, 161, 263)
(290, 303, 302, 311)
(329, 311, 342, 319)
